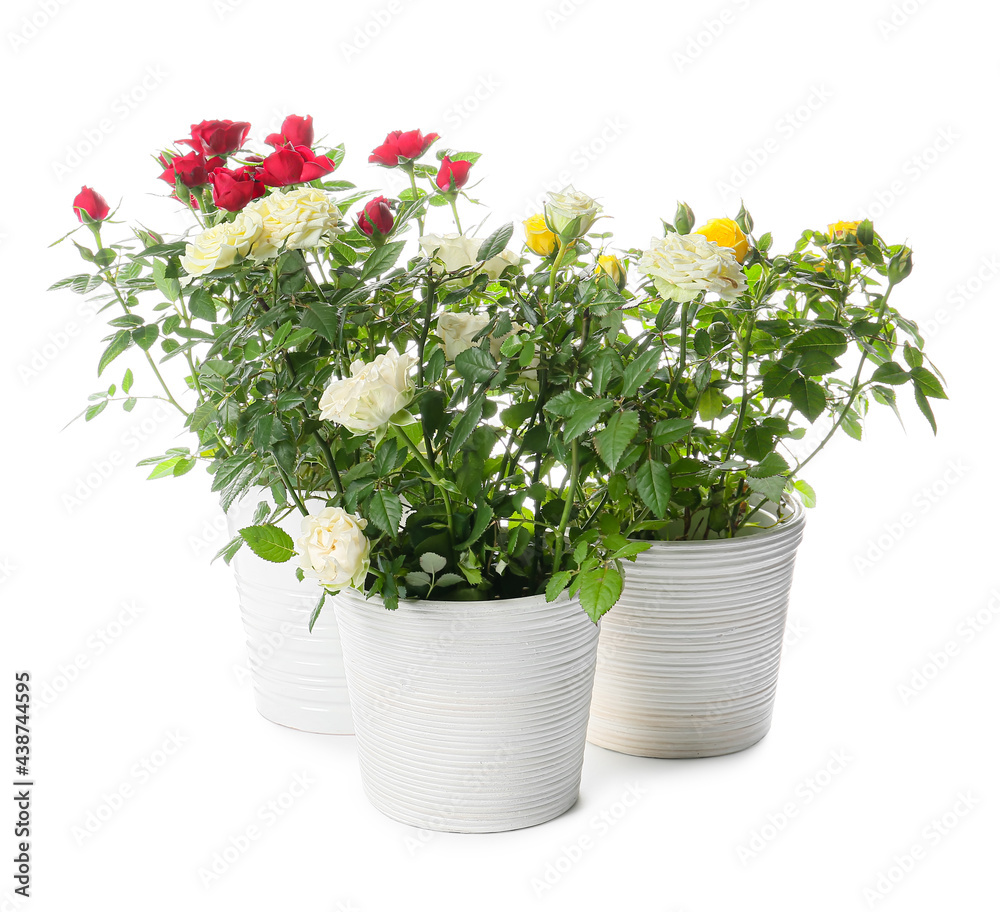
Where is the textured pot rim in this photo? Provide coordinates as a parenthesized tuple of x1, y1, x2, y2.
(335, 587, 574, 617)
(630, 493, 805, 548)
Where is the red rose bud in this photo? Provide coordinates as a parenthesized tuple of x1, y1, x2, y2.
(258, 148, 304, 187)
(435, 156, 472, 192)
(73, 186, 110, 222)
(265, 114, 314, 149)
(209, 166, 265, 212)
(180, 119, 251, 157)
(294, 145, 336, 181)
(369, 129, 440, 167)
(357, 196, 394, 236)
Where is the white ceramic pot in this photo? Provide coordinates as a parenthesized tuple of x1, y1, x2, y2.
(588, 498, 805, 758)
(334, 589, 599, 832)
(227, 490, 353, 735)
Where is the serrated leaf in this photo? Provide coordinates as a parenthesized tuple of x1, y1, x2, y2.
(419, 552, 448, 574)
(913, 385, 938, 434)
(621, 348, 661, 398)
(793, 479, 817, 509)
(405, 571, 431, 589)
(368, 490, 403, 536)
(239, 524, 296, 563)
(871, 361, 909, 385)
(545, 571, 573, 603)
(698, 387, 725, 422)
(636, 461, 672, 519)
(188, 288, 217, 322)
(434, 573, 464, 588)
(132, 324, 159, 351)
(910, 366, 947, 399)
(454, 347, 497, 382)
(98, 330, 132, 376)
(652, 418, 694, 448)
(360, 240, 406, 280)
(457, 503, 493, 550)
(476, 223, 514, 262)
(747, 474, 786, 505)
(594, 412, 639, 471)
(786, 326, 848, 358)
(790, 377, 826, 423)
(750, 452, 790, 478)
(578, 566, 623, 623)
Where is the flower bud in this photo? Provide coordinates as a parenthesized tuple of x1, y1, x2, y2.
(887, 247, 913, 285)
(596, 254, 627, 290)
(523, 214, 558, 257)
(827, 220, 860, 241)
(856, 218, 875, 247)
(674, 201, 695, 235)
(543, 186, 601, 243)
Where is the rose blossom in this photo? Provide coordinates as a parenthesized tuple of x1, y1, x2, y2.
(73, 186, 110, 222)
(295, 507, 371, 591)
(544, 186, 601, 240)
(418, 234, 519, 281)
(319, 348, 416, 435)
(180, 210, 264, 276)
(639, 232, 747, 303)
(244, 187, 343, 261)
(437, 312, 490, 360)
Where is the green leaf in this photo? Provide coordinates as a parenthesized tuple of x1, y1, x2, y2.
(594, 411, 639, 471)
(636, 461, 672, 519)
(454, 347, 497, 383)
(457, 503, 493, 550)
(238, 524, 296, 563)
(132, 324, 159, 351)
(790, 377, 826, 423)
(301, 300, 342, 344)
(98, 330, 132, 377)
(368, 490, 403, 537)
(122, 368, 134, 393)
(652, 418, 694, 448)
(913, 386, 938, 434)
(903, 341, 923, 370)
(419, 552, 448, 574)
(545, 571, 573, 603)
(871, 361, 910, 385)
(85, 400, 108, 422)
(590, 349, 620, 397)
(578, 566, 624, 623)
(500, 400, 535, 428)
(360, 240, 406, 280)
(750, 452, 790, 478)
(698, 388, 725, 422)
(476, 223, 514, 262)
(448, 397, 484, 459)
(793, 479, 817, 509)
(308, 592, 327, 633)
(741, 425, 776, 461)
(152, 259, 180, 302)
(147, 455, 185, 479)
(188, 288, 217, 322)
(405, 571, 431, 589)
(747, 474, 786, 505)
(910, 366, 947, 399)
(434, 573, 464, 588)
(786, 327, 848, 358)
(621, 348, 661, 398)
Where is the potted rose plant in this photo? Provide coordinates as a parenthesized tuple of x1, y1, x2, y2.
(55, 117, 646, 831)
(579, 204, 945, 757)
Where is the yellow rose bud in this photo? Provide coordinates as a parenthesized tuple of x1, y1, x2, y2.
(828, 220, 861, 241)
(523, 213, 558, 257)
(694, 218, 749, 264)
(596, 254, 627, 290)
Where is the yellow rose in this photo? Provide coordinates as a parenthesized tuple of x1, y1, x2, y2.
(694, 218, 749, 264)
(523, 214, 557, 257)
(596, 254, 626, 290)
(828, 220, 860, 241)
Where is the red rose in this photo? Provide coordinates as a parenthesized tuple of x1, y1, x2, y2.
(294, 145, 336, 181)
(159, 151, 224, 188)
(357, 196, 394, 236)
(179, 120, 251, 157)
(265, 114, 314, 149)
(73, 186, 110, 222)
(257, 148, 304, 187)
(369, 129, 440, 167)
(435, 156, 472, 192)
(209, 166, 265, 212)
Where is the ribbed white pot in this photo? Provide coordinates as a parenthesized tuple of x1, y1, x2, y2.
(588, 498, 805, 758)
(334, 589, 599, 833)
(226, 491, 353, 735)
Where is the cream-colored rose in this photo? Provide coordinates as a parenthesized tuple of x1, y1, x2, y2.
(295, 507, 371, 591)
(245, 187, 343, 262)
(544, 186, 601, 240)
(438, 311, 490, 361)
(639, 232, 747, 303)
(319, 348, 416, 434)
(419, 234, 519, 281)
(180, 210, 263, 276)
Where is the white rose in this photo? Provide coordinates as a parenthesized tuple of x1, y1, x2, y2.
(295, 507, 371, 591)
(246, 187, 343, 262)
(438, 311, 490, 361)
(639, 232, 747, 303)
(319, 348, 416, 434)
(544, 186, 602, 239)
(419, 233, 519, 281)
(180, 210, 263, 276)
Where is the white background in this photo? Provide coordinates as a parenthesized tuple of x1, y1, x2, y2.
(1, 0, 997, 909)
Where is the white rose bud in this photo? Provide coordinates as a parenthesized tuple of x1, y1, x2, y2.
(639, 232, 747, 303)
(295, 507, 371, 591)
(180, 210, 263, 276)
(544, 186, 602, 242)
(437, 312, 490, 361)
(318, 348, 417, 435)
